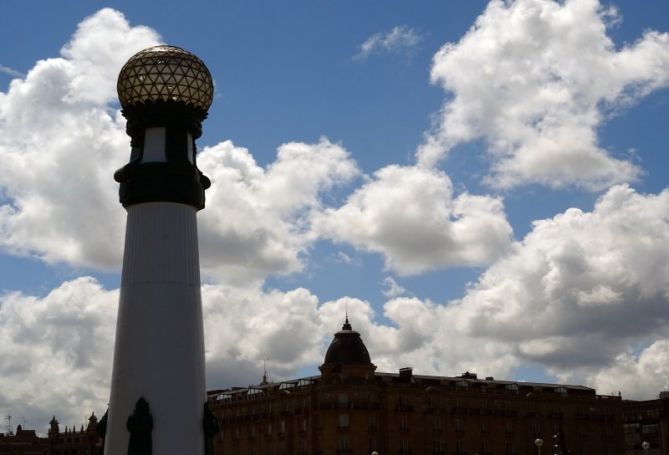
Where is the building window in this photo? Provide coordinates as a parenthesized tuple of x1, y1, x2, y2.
(338, 393, 349, 406)
(301, 418, 307, 432)
(481, 420, 489, 433)
(369, 414, 377, 429)
(642, 423, 660, 434)
(280, 420, 286, 434)
(338, 436, 349, 450)
(532, 421, 540, 433)
(456, 441, 464, 455)
(266, 422, 272, 435)
(397, 395, 410, 411)
(455, 418, 464, 432)
(505, 442, 514, 455)
(400, 415, 408, 431)
(432, 415, 442, 430)
(505, 421, 513, 433)
(369, 437, 377, 451)
(338, 414, 349, 428)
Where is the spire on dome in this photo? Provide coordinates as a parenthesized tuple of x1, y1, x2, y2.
(342, 301, 352, 331)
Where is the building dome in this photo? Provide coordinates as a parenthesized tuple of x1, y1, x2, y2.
(322, 318, 373, 366)
(117, 45, 214, 112)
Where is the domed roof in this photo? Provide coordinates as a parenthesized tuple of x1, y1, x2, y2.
(322, 318, 373, 366)
(117, 45, 214, 112)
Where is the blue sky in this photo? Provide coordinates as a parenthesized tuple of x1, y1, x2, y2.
(1, 0, 668, 430)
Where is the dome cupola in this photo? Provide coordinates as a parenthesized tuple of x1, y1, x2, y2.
(322, 317, 373, 366)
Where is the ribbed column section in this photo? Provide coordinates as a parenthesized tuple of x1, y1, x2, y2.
(121, 203, 199, 286)
(105, 202, 206, 455)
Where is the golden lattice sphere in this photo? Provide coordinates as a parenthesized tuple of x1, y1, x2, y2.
(117, 45, 213, 112)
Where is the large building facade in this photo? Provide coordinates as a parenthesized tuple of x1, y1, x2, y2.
(208, 320, 625, 455)
(623, 392, 669, 455)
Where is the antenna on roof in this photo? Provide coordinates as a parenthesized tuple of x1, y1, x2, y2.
(260, 359, 269, 385)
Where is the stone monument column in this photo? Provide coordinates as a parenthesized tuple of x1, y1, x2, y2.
(105, 45, 214, 455)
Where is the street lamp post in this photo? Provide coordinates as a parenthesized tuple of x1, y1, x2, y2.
(535, 438, 544, 455)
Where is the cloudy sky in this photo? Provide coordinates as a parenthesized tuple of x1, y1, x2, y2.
(1, 0, 668, 432)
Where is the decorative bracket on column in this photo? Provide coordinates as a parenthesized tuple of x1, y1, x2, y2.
(203, 402, 219, 455)
(127, 398, 153, 455)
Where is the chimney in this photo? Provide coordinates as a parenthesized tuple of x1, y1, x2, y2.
(399, 367, 413, 381)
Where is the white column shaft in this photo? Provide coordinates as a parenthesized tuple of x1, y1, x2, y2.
(105, 202, 205, 455)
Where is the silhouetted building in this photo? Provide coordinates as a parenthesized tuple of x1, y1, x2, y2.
(0, 425, 43, 455)
(0, 414, 101, 455)
(208, 319, 624, 455)
(624, 391, 669, 455)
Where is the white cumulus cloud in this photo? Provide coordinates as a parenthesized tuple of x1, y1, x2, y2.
(453, 185, 669, 377)
(0, 8, 159, 269)
(356, 25, 422, 60)
(0, 278, 117, 430)
(0, 65, 23, 78)
(197, 138, 359, 285)
(314, 165, 513, 275)
(381, 276, 407, 298)
(418, 0, 669, 189)
(588, 340, 669, 399)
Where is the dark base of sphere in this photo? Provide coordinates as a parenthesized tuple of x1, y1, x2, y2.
(115, 162, 210, 210)
(122, 101, 207, 141)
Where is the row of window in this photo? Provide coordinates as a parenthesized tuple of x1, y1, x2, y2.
(222, 413, 610, 437)
(219, 399, 311, 418)
(216, 380, 572, 408)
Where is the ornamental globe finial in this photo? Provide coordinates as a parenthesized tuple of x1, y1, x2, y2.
(117, 45, 214, 112)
